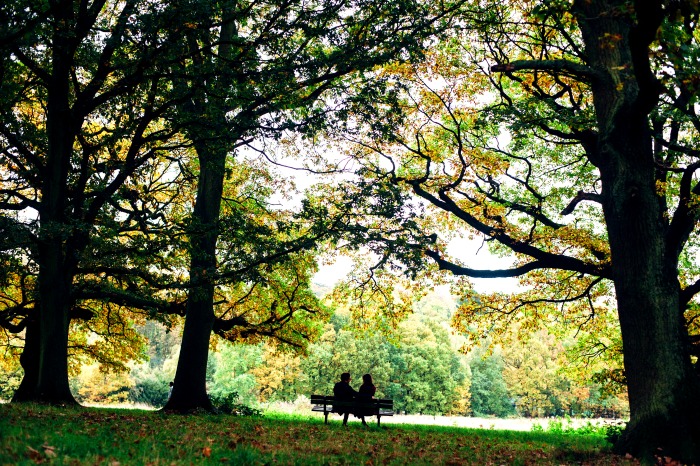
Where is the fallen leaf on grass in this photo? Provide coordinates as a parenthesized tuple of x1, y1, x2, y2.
(26, 446, 43, 463)
(202, 447, 212, 458)
(655, 455, 683, 466)
(42, 444, 57, 458)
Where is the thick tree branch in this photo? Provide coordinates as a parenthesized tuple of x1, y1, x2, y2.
(491, 59, 601, 81)
(424, 247, 608, 279)
(408, 182, 610, 278)
(0, 312, 28, 333)
(212, 315, 249, 332)
(681, 278, 700, 308)
(424, 248, 540, 278)
(561, 190, 603, 215)
(76, 286, 187, 317)
(667, 162, 700, 257)
(628, 0, 665, 114)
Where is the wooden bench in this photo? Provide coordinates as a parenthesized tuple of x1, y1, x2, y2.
(310, 395, 394, 426)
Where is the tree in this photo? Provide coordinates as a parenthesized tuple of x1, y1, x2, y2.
(0, 327, 22, 400)
(0, 0, 197, 404)
(387, 317, 467, 415)
(72, 363, 132, 405)
(126, 321, 180, 407)
(468, 346, 515, 418)
(292, 313, 468, 415)
(295, 324, 341, 396)
(323, 0, 700, 460)
(163, 0, 466, 411)
(249, 344, 303, 402)
(164, 153, 332, 410)
(294, 323, 398, 403)
(209, 343, 263, 407)
(502, 329, 574, 417)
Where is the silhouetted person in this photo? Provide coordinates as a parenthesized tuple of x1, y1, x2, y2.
(333, 372, 357, 425)
(357, 373, 376, 426)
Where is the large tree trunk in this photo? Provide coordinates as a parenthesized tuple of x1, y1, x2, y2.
(163, 9, 237, 412)
(575, 0, 700, 460)
(12, 313, 40, 401)
(163, 144, 226, 412)
(602, 127, 700, 461)
(26, 2, 78, 405)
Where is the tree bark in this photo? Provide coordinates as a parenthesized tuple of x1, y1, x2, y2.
(163, 6, 237, 411)
(575, 0, 700, 460)
(163, 142, 225, 411)
(12, 314, 40, 401)
(28, 1, 78, 404)
(602, 119, 700, 461)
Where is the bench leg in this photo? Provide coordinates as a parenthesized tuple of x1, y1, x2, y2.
(324, 410, 329, 424)
(377, 415, 381, 427)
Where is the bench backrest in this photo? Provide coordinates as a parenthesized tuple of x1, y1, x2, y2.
(310, 395, 393, 409)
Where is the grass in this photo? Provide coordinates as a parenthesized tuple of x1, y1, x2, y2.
(0, 403, 639, 465)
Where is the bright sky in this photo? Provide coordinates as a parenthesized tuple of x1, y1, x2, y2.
(244, 143, 520, 295)
(313, 236, 519, 294)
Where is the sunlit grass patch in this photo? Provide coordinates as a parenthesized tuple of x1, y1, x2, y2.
(0, 403, 638, 465)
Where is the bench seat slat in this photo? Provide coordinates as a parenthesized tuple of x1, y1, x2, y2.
(310, 394, 394, 425)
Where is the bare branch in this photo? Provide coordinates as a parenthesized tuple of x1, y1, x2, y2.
(561, 190, 603, 215)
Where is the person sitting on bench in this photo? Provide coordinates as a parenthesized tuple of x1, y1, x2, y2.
(333, 372, 357, 426)
(356, 373, 377, 426)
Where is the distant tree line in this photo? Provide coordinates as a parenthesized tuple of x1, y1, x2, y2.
(57, 300, 628, 419)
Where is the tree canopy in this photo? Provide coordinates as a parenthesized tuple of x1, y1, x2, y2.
(2, 0, 700, 462)
(314, 0, 700, 461)
(0, 0, 466, 409)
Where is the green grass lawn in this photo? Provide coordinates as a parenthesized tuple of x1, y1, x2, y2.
(0, 403, 638, 465)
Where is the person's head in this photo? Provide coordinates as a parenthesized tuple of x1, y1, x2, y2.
(362, 374, 373, 385)
(340, 372, 351, 382)
(169, 381, 174, 387)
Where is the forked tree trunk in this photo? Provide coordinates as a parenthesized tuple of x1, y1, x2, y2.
(601, 129, 700, 459)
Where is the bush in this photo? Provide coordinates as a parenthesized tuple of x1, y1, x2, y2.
(0, 367, 21, 401)
(209, 391, 263, 416)
(531, 417, 617, 439)
(129, 377, 170, 407)
(604, 421, 626, 445)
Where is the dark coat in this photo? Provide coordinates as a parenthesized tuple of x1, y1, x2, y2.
(332, 381, 357, 414)
(358, 383, 376, 399)
(356, 383, 377, 416)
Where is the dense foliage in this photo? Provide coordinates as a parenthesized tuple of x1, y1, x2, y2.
(307, 0, 700, 460)
(56, 293, 628, 419)
(2, 0, 699, 461)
